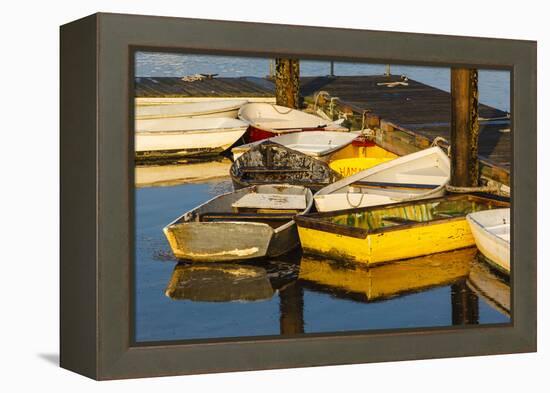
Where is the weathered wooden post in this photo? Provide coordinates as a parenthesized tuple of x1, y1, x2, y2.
(275, 58, 300, 108)
(450, 68, 480, 187)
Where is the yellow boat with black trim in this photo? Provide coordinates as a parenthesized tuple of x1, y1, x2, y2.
(295, 194, 509, 266)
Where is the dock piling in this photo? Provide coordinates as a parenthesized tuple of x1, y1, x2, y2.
(275, 58, 300, 108)
(450, 68, 480, 187)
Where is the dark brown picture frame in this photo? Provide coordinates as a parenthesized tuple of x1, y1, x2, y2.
(60, 12, 537, 380)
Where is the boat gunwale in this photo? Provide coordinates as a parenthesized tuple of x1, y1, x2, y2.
(136, 125, 249, 136)
(295, 193, 510, 239)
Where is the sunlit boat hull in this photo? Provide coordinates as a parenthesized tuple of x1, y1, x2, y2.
(135, 117, 249, 160)
(238, 103, 347, 142)
(164, 184, 313, 262)
(136, 99, 248, 120)
(327, 143, 398, 177)
(295, 194, 509, 266)
(466, 208, 510, 274)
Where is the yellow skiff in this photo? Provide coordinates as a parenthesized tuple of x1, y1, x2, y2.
(295, 194, 509, 266)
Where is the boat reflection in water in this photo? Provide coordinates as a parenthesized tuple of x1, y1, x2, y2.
(165, 254, 301, 303)
(298, 247, 476, 302)
(467, 254, 511, 317)
(161, 247, 510, 338)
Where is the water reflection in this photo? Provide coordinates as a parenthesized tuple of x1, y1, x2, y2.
(467, 255, 510, 317)
(161, 247, 511, 339)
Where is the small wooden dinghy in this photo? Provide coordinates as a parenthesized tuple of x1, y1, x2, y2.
(298, 248, 475, 302)
(231, 131, 359, 162)
(136, 99, 248, 120)
(314, 146, 450, 212)
(466, 208, 510, 274)
(295, 194, 509, 266)
(230, 141, 342, 192)
(164, 184, 313, 262)
(238, 103, 347, 142)
(135, 117, 249, 160)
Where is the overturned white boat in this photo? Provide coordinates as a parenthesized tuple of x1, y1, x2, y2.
(164, 184, 314, 262)
(231, 131, 359, 162)
(314, 146, 450, 212)
(466, 208, 510, 274)
(136, 99, 248, 120)
(135, 117, 249, 159)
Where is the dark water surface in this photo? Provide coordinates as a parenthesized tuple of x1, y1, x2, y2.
(135, 178, 510, 343)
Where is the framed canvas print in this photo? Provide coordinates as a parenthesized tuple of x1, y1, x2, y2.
(60, 12, 537, 380)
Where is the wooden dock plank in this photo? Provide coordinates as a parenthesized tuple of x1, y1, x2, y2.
(135, 77, 274, 98)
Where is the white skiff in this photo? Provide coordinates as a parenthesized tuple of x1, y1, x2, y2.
(164, 184, 314, 262)
(231, 131, 359, 161)
(136, 99, 248, 120)
(238, 103, 346, 141)
(466, 208, 510, 274)
(135, 117, 248, 157)
(314, 146, 450, 212)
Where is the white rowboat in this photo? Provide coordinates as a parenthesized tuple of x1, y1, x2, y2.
(238, 103, 346, 141)
(135, 117, 248, 157)
(136, 99, 248, 120)
(466, 208, 510, 274)
(314, 146, 450, 212)
(231, 131, 359, 161)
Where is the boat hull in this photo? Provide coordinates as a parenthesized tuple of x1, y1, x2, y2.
(136, 100, 247, 120)
(230, 141, 342, 192)
(295, 194, 509, 266)
(135, 127, 246, 155)
(466, 209, 510, 273)
(297, 218, 475, 266)
(246, 125, 327, 143)
(163, 184, 313, 262)
(164, 219, 303, 262)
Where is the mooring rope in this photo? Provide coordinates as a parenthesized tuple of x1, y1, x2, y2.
(313, 91, 331, 111)
(346, 189, 366, 208)
(431, 136, 451, 157)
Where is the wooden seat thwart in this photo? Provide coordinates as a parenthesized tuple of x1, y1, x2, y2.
(232, 193, 307, 211)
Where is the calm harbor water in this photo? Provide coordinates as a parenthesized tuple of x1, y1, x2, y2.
(135, 176, 510, 343)
(135, 52, 510, 112)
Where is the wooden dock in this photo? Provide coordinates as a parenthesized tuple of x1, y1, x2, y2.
(134, 75, 510, 187)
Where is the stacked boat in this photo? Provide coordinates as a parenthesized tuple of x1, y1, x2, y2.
(238, 103, 347, 142)
(135, 100, 250, 161)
